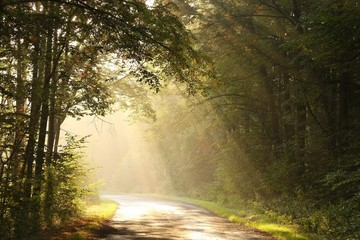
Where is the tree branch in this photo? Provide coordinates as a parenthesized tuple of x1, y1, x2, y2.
(195, 93, 265, 106)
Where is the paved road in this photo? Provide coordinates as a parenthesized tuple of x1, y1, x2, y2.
(100, 195, 275, 240)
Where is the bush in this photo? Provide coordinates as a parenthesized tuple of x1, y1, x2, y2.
(50, 134, 93, 225)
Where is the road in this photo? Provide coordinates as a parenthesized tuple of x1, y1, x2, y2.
(98, 195, 275, 240)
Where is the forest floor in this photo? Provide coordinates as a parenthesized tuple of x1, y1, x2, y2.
(94, 194, 277, 240)
(48, 198, 118, 240)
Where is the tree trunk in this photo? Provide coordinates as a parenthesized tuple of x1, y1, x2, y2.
(16, 30, 43, 240)
(295, 94, 306, 175)
(282, 72, 295, 150)
(44, 19, 59, 225)
(13, 36, 26, 175)
(32, 5, 54, 232)
(338, 70, 350, 158)
(11, 34, 27, 239)
(259, 65, 281, 160)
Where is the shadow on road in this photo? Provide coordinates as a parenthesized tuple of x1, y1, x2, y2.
(96, 195, 276, 240)
(95, 220, 179, 239)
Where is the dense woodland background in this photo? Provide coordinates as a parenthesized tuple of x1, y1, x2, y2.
(0, 0, 359, 240)
(149, 1, 360, 239)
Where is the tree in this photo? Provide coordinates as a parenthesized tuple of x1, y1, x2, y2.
(0, 1, 203, 238)
(147, 0, 360, 238)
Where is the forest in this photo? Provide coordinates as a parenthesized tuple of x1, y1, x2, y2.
(0, 0, 359, 240)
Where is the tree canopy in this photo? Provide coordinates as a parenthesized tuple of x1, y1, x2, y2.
(1, 0, 359, 239)
(144, 0, 360, 239)
(0, 0, 204, 238)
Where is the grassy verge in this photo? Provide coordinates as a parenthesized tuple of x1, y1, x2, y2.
(140, 194, 311, 240)
(50, 198, 118, 240)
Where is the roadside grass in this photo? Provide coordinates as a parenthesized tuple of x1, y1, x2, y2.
(51, 198, 118, 240)
(141, 194, 310, 240)
(84, 198, 118, 219)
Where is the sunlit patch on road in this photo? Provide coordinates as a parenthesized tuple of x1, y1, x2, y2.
(102, 195, 275, 240)
(113, 200, 184, 221)
(143, 202, 184, 215)
(113, 205, 149, 221)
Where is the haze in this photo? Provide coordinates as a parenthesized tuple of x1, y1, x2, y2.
(62, 112, 161, 194)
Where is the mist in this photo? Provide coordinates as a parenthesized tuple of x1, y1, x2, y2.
(62, 113, 162, 194)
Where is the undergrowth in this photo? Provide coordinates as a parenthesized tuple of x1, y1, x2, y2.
(49, 198, 118, 240)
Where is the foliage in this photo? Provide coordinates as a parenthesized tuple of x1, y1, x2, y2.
(51, 134, 92, 224)
(147, 0, 360, 239)
(0, 0, 201, 238)
(48, 198, 118, 240)
(1, 0, 359, 239)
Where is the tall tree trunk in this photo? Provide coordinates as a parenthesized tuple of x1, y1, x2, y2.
(44, 19, 59, 225)
(282, 72, 295, 151)
(338, 70, 350, 158)
(259, 65, 281, 160)
(32, 4, 54, 232)
(11, 34, 27, 239)
(44, 90, 56, 226)
(315, 67, 339, 177)
(16, 29, 43, 240)
(295, 85, 306, 176)
(323, 81, 338, 162)
(13, 36, 26, 175)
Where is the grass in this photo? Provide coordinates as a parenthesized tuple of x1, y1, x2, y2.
(51, 198, 118, 240)
(139, 193, 310, 240)
(84, 198, 118, 219)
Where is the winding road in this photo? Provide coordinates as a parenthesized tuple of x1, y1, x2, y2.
(99, 195, 275, 240)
